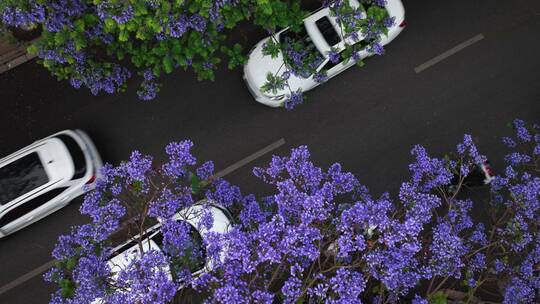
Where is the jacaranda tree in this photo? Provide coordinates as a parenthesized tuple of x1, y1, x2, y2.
(44, 140, 242, 303)
(0, 0, 306, 100)
(46, 120, 540, 303)
(1, 0, 392, 107)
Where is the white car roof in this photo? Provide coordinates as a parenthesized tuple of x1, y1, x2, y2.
(302, 0, 364, 54)
(0, 135, 75, 210)
(303, 7, 334, 55)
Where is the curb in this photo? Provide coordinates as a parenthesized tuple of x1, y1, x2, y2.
(0, 37, 39, 74)
(0, 52, 37, 74)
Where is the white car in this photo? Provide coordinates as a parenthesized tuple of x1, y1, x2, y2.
(108, 202, 233, 275)
(0, 130, 102, 238)
(243, 0, 405, 107)
(104, 201, 233, 296)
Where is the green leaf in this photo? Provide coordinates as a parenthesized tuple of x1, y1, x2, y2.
(104, 18, 116, 32)
(117, 51, 125, 60)
(126, 20, 138, 31)
(74, 19, 85, 32)
(119, 30, 129, 42)
(54, 32, 66, 45)
(66, 257, 77, 270)
(27, 44, 38, 55)
(262, 39, 280, 58)
(190, 173, 202, 194)
(74, 36, 86, 51)
(60, 279, 76, 298)
(262, 4, 273, 15)
(261, 72, 285, 94)
(135, 30, 147, 40)
(162, 56, 173, 74)
(152, 65, 161, 78)
(130, 180, 143, 194)
(429, 291, 448, 304)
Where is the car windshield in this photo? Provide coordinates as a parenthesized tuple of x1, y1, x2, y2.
(56, 134, 87, 180)
(315, 17, 341, 46)
(0, 152, 49, 205)
(279, 26, 324, 78)
(171, 221, 206, 276)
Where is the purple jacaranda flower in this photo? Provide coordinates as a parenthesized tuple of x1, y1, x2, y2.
(169, 14, 188, 37)
(328, 50, 340, 63)
(383, 16, 395, 28)
(189, 14, 207, 32)
(162, 140, 197, 178)
(329, 268, 365, 301)
(137, 78, 158, 101)
(502, 136, 517, 148)
(202, 61, 214, 70)
(205, 179, 241, 207)
(196, 161, 214, 180)
(412, 295, 428, 304)
(1, 3, 45, 27)
(314, 71, 328, 83)
(284, 91, 304, 110)
(112, 5, 133, 24)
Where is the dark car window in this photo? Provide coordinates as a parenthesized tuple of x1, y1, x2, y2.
(0, 187, 67, 227)
(151, 231, 164, 248)
(56, 134, 87, 180)
(323, 59, 339, 71)
(355, 39, 370, 50)
(315, 17, 341, 46)
(0, 153, 49, 206)
(168, 221, 206, 276)
(323, 47, 350, 71)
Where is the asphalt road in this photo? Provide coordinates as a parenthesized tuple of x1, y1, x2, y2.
(0, 0, 539, 302)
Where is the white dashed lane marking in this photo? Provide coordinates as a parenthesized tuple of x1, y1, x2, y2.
(414, 33, 485, 73)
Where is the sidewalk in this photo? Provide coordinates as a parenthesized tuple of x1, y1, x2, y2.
(0, 32, 37, 74)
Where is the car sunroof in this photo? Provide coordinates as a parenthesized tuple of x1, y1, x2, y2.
(315, 16, 341, 46)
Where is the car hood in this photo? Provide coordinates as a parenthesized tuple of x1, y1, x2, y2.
(244, 37, 290, 96)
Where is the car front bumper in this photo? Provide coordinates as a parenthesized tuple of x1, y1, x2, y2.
(242, 67, 286, 108)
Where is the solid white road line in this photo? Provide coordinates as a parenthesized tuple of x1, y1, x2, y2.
(414, 33, 485, 73)
(0, 138, 286, 297)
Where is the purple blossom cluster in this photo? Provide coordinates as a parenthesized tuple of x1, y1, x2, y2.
(488, 120, 540, 303)
(46, 140, 227, 303)
(284, 90, 304, 110)
(137, 69, 158, 101)
(1, 3, 44, 27)
(46, 121, 540, 303)
(110, 250, 178, 303)
(1, 0, 245, 101)
(199, 127, 540, 303)
(76, 64, 132, 95)
(43, 0, 87, 32)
